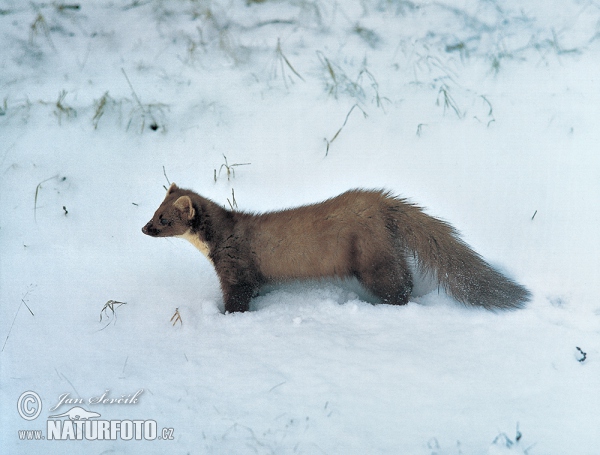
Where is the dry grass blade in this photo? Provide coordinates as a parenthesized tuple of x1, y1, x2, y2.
(29, 13, 56, 51)
(163, 165, 171, 188)
(54, 90, 77, 125)
(317, 51, 337, 84)
(216, 154, 251, 181)
(480, 95, 493, 116)
(122, 1, 152, 11)
(275, 38, 305, 88)
(34, 174, 60, 222)
(100, 300, 127, 321)
(354, 24, 380, 48)
(317, 52, 382, 104)
(121, 68, 165, 132)
(92, 91, 116, 129)
(316, 51, 339, 97)
(227, 188, 238, 211)
(437, 84, 463, 118)
(122, 68, 144, 110)
(92, 93, 108, 129)
(325, 104, 367, 156)
(356, 68, 390, 111)
(98, 300, 127, 330)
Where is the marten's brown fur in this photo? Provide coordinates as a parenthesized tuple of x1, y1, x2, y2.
(142, 183, 530, 313)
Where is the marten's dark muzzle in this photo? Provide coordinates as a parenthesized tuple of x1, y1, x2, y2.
(142, 221, 159, 236)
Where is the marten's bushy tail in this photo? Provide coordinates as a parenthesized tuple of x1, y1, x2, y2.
(390, 197, 530, 310)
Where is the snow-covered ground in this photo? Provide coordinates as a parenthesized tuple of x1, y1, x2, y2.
(1, 0, 599, 453)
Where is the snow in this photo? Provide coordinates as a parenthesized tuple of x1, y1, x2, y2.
(1, 0, 599, 453)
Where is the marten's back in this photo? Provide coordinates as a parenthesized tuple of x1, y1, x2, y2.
(241, 190, 394, 281)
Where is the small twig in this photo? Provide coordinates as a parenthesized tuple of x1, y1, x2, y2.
(163, 166, 171, 186)
(2, 287, 36, 352)
(531, 210, 537, 220)
(576, 346, 587, 363)
(55, 4, 81, 11)
(268, 381, 286, 393)
(2, 308, 20, 352)
(62, 206, 68, 216)
(216, 154, 251, 181)
(170, 308, 182, 326)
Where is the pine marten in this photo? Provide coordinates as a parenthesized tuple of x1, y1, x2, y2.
(142, 183, 530, 313)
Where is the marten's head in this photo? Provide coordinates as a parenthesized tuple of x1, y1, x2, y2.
(142, 183, 196, 237)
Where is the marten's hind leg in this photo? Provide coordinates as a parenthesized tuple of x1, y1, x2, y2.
(355, 254, 413, 305)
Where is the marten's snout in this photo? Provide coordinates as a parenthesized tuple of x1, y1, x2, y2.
(142, 221, 159, 236)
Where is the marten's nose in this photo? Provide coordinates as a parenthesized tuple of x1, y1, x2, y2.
(142, 221, 157, 236)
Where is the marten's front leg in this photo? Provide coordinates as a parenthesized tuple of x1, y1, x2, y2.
(221, 282, 257, 313)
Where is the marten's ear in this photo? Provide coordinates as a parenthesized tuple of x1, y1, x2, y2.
(167, 182, 178, 194)
(174, 195, 195, 220)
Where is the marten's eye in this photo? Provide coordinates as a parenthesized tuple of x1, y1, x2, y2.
(160, 218, 169, 226)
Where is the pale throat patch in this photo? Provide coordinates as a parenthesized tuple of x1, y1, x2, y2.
(176, 230, 212, 264)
